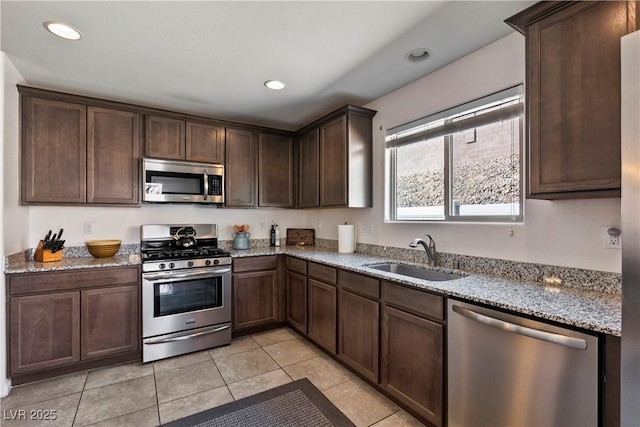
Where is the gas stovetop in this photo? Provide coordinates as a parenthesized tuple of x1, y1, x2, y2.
(140, 224, 231, 272)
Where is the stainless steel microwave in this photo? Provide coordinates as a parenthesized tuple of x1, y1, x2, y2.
(143, 158, 224, 204)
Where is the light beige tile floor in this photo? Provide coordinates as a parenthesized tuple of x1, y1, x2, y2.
(0, 327, 425, 427)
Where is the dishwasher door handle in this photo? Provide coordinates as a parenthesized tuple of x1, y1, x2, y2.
(451, 304, 588, 350)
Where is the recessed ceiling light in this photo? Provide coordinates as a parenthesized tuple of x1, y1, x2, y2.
(264, 80, 286, 90)
(43, 21, 82, 40)
(405, 48, 431, 63)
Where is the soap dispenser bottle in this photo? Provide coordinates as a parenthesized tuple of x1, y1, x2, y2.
(270, 223, 276, 247)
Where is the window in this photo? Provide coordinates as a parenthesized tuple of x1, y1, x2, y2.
(385, 85, 523, 222)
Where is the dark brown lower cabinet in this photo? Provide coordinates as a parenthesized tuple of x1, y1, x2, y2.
(286, 270, 307, 333)
(338, 289, 379, 382)
(7, 266, 141, 384)
(233, 270, 278, 331)
(381, 305, 443, 426)
(10, 292, 80, 374)
(81, 285, 139, 360)
(307, 278, 337, 354)
(233, 256, 282, 332)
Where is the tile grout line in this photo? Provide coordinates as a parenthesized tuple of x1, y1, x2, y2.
(71, 371, 90, 427)
(207, 351, 237, 402)
(152, 363, 161, 426)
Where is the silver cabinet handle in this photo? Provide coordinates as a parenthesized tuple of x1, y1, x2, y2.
(451, 304, 588, 350)
(145, 324, 230, 344)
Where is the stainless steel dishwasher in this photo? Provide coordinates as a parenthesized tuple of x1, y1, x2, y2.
(447, 299, 599, 427)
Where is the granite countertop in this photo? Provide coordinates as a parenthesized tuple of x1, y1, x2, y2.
(5, 253, 141, 274)
(5, 245, 621, 336)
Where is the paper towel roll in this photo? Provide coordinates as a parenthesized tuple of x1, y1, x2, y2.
(338, 224, 356, 253)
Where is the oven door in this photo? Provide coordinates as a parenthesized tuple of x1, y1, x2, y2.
(142, 266, 231, 338)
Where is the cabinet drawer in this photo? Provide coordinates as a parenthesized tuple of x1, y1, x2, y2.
(339, 270, 379, 299)
(9, 266, 140, 296)
(382, 282, 444, 321)
(286, 256, 307, 275)
(233, 256, 278, 273)
(308, 262, 337, 285)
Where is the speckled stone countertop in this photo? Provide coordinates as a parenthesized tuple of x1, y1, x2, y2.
(5, 253, 141, 274)
(5, 245, 621, 336)
(230, 246, 621, 337)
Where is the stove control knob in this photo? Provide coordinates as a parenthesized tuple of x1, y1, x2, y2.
(159, 263, 166, 270)
(169, 262, 175, 269)
(214, 259, 220, 265)
(187, 261, 194, 267)
(205, 260, 211, 266)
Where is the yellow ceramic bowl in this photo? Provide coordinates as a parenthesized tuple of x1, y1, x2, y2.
(86, 240, 122, 258)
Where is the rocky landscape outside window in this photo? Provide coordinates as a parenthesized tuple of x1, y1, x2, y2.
(385, 85, 523, 222)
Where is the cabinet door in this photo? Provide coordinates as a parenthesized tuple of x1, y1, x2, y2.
(286, 270, 307, 333)
(258, 133, 294, 207)
(186, 121, 225, 164)
(526, 1, 635, 197)
(298, 128, 320, 208)
(144, 115, 185, 160)
(10, 292, 80, 374)
(81, 285, 140, 360)
(320, 115, 348, 206)
(381, 306, 443, 426)
(338, 289, 379, 382)
(21, 96, 87, 204)
(308, 278, 337, 354)
(87, 107, 140, 204)
(233, 270, 278, 331)
(225, 127, 257, 207)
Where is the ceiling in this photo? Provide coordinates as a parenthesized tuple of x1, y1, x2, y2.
(1, 1, 534, 131)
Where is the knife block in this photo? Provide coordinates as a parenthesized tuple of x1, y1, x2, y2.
(34, 240, 63, 262)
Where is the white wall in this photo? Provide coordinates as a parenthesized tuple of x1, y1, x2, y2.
(357, 32, 621, 273)
(29, 205, 315, 246)
(2, 51, 28, 397)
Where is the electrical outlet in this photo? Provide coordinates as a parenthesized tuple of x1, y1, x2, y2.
(362, 223, 373, 234)
(315, 221, 322, 230)
(604, 226, 622, 249)
(84, 222, 94, 234)
(260, 220, 266, 230)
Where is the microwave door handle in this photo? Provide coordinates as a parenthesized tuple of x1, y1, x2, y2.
(203, 170, 209, 200)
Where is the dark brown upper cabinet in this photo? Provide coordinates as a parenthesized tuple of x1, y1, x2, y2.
(298, 128, 320, 208)
(145, 115, 224, 164)
(225, 127, 257, 207)
(258, 132, 294, 208)
(21, 96, 87, 204)
(186, 121, 225, 164)
(506, 1, 638, 199)
(296, 105, 376, 208)
(87, 107, 140, 204)
(20, 87, 141, 206)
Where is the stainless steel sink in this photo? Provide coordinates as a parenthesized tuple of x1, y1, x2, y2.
(366, 263, 464, 281)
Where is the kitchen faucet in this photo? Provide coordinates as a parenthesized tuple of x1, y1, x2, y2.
(409, 234, 437, 267)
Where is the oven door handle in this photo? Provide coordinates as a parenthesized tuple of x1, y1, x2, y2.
(143, 268, 231, 282)
(145, 324, 231, 345)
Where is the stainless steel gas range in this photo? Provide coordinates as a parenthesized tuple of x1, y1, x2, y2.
(140, 224, 231, 363)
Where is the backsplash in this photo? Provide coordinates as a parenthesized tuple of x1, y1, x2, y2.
(5, 239, 620, 295)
